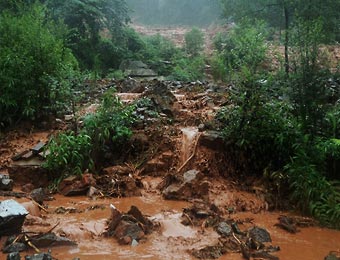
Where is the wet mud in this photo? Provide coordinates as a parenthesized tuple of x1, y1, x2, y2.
(1, 78, 340, 260)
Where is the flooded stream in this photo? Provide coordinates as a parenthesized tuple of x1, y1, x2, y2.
(1, 193, 339, 260)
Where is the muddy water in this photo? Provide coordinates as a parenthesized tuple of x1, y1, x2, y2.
(1, 194, 340, 260)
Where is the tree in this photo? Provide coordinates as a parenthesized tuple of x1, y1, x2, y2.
(44, 0, 130, 70)
(0, 3, 77, 126)
(221, 0, 340, 74)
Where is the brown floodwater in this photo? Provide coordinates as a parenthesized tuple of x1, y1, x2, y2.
(1, 193, 339, 260)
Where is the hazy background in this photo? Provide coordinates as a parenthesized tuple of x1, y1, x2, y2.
(126, 0, 222, 27)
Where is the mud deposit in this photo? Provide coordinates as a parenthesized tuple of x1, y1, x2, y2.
(1, 79, 340, 260)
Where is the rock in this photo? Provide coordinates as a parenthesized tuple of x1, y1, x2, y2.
(31, 142, 45, 154)
(325, 252, 340, 260)
(2, 243, 27, 253)
(87, 186, 100, 197)
(7, 252, 21, 260)
(59, 174, 93, 196)
(162, 170, 208, 200)
(0, 200, 28, 236)
(248, 226, 272, 243)
(29, 233, 77, 248)
(30, 188, 45, 204)
(106, 205, 154, 245)
(0, 174, 13, 191)
(183, 169, 200, 183)
(128, 205, 154, 233)
(25, 253, 52, 260)
(216, 222, 232, 237)
(120, 60, 157, 78)
(103, 166, 131, 176)
(199, 131, 224, 150)
(114, 220, 145, 245)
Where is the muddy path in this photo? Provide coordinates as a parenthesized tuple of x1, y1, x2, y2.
(1, 79, 340, 260)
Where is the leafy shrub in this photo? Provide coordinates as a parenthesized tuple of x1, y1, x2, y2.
(285, 147, 340, 228)
(0, 3, 78, 127)
(216, 19, 268, 75)
(184, 27, 205, 57)
(45, 90, 136, 176)
(43, 132, 93, 177)
(168, 56, 205, 81)
(218, 72, 301, 174)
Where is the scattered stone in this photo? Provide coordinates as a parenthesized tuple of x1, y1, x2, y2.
(2, 242, 27, 253)
(162, 170, 208, 200)
(199, 131, 224, 150)
(7, 252, 21, 260)
(58, 175, 90, 196)
(30, 233, 77, 248)
(275, 216, 299, 233)
(31, 142, 45, 154)
(191, 244, 226, 259)
(325, 251, 340, 260)
(106, 204, 155, 245)
(216, 222, 232, 237)
(0, 200, 28, 236)
(30, 188, 45, 205)
(248, 226, 272, 243)
(103, 165, 131, 176)
(25, 252, 52, 260)
(0, 174, 13, 191)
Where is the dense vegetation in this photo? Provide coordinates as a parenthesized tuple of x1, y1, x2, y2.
(213, 0, 340, 228)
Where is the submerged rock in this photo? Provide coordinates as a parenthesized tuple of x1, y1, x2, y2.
(0, 200, 28, 236)
(106, 204, 155, 245)
(7, 252, 21, 260)
(162, 170, 209, 200)
(25, 252, 52, 260)
(3, 242, 27, 253)
(216, 222, 232, 237)
(30, 233, 77, 248)
(248, 226, 272, 243)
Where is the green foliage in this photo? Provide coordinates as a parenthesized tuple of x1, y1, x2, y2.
(285, 147, 340, 228)
(210, 53, 228, 82)
(43, 132, 93, 176)
(0, 3, 78, 127)
(83, 90, 135, 149)
(218, 71, 300, 174)
(135, 34, 179, 76)
(44, 90, 136, 176)
(184, 27, 205, 57)
(168, 56, 205, 82)
(217, 19, 268, 75)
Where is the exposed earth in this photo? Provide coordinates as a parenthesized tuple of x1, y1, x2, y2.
(1, 75, 340, 260)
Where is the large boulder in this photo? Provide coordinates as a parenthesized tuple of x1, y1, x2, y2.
(120, 60, 157, 77)
(0, 200, 28, 236)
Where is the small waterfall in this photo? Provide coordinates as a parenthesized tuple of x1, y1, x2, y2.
(180, 127, 199, 165)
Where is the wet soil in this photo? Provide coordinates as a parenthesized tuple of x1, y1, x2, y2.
(1, 79, 340, 260)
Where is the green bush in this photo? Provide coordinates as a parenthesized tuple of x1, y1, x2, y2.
(218, 71, 301, 174)
(169, 55, 206, 81)
(184, 27, 205, 57)
(43, 132, 93, 177)
(216, 19, 268, 75)
(0, 3, 78, 127)
(44, 90, 136, 176)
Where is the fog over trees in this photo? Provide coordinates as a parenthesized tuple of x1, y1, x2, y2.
(126, 0, 222, 26)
